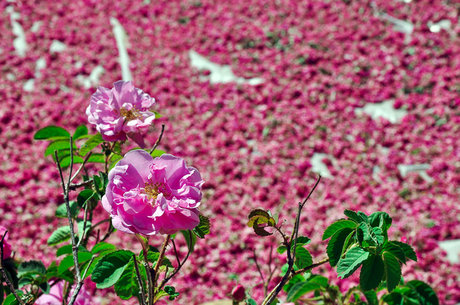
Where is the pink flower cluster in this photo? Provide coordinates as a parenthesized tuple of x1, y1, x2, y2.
(0, 0, 458, 304)
(102, 150, 204, 235)
(87, 81, 156, 148)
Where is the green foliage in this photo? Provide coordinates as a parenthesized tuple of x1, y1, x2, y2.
(56, 244, 88, 257)
(73, 125, 88, 140)
(17, 261, 46, 278)
(336, 247, 369, 279)
(150, 149, 166, 157)
(114, 257, 141, 300)
(247, 209, 276, 236)
(55, 201, 80, 218)
(382, 280, 439, 305)
(91, 250, 133, 289)
(327, 227, 354, 266)
(164, 286, 180, 300)
(287, 282, 320, 302)
(47, 226, 71, 245)
(382, 252, 401, 292)
(3, 290, 25, 305)
(58, 252, 93, 275)
(360, 254, 384, 290)
(181, 230, 197, 252)
(192, 214, 210, 238)
(79, 133, 104, 156)
(322, 220, 357, 240)
(294, 246, 313, 269)
(34, 126, 70, 140)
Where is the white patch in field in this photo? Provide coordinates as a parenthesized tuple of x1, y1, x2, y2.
(311, 153, 336, 179)
(372, 166, 382, 182)
(31, 21, 41, 32)
(380, 13, 414, 35)
(50, 40, 67, 53)
(355, 100, 407, 123)
(428, 19, 451, 33)
(438, 239, 460, 264)
(6, 6, 27, 57)
(35, 57, 46, 77)
(110, 18, 132, 81)
(23, 79, 35, 91)
(189, 50, 264, 85)
(397, 164, 433, 183)
(76, 65, 105, 89)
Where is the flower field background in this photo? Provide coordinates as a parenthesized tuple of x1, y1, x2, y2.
(0, 0, 459, 304)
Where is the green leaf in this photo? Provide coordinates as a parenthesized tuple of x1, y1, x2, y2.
(287, 282, 320, 302)
(246, 299, 257, 305)
(58, 252, 93, 275)
(308, 275, 329, 287)
(39, 282, 50, 294)
(59, 155, 84, 168)
(283, 274, 305, 292)
(56, 244, 88, 257)
(55, 201, 80, 218)
(344, 210, 363, 223)
(323, 220, 357, 240)
(247, 209, 276, 227)
(34, 126, 70, 140)
(384, 242, 407, 264)
(79, 133, 103, 156)
(293, 236, 311, 247)
(47, 226, 71, 245)
(150, 149, 166, 157)
(360, 254, 384, 291)
(369, 212, 392, 231)
(44, 140, 75, 157)
(18, 261, 46, 278)
(87, 154, 105, 163)
(390, 241, 417, 262)
(327, 227, 354, 266)
(295, 247, 313, 269)
(92, 242, 117, 255)
(77, 189, 98, 207)
(382, 292, 404, 305)
(383, 252, 401, 292)
(109, 153, 124, 169)
(364, 290, 378, 305)
(77, 220, 92, 240)
(193, 214, 210, 238)
(114, 258, 139, 299)
(337, 247, 369, 279)
(154, 111, 163, 119)
(3, 290, 24, 305)
(181, 230, 196, 252)
(406, 280, 439, 305)
(164, 285, 180, 300)
(73, 125, 88, 140)
(91, 250, 133, 289)
(277, 245, 287, 254)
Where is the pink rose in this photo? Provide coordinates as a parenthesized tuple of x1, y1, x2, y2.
(231, 284, 246, 302)
(86, 81, 156, 148)
(35, 282, 92, 305)
(102, 150, 204, 235)
(0, 226, 12, 260)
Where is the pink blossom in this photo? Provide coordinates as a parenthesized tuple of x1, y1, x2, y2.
(86, 81, 156, 148)
(102, 150, 204, 235)
(35, 282, 92, 305)
(0, 226, 12, 260)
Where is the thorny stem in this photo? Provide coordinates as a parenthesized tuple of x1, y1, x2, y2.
(153, 235, 171, 293)
(132, 254, 147, 305)
(1, 231, 26, 305)
(69, 152, 92, 184)
(68, 179, 93, 191)
(136, 234, 154, 305)
(149, 124, 165, 154)
(159, 231, 192, 290)
(261, 176, 321, 305)
(54, 138, 85, 305)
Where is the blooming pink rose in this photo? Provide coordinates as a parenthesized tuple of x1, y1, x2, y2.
(0, 226, 12, 260)
(86, 81, 156, 148)
(102, 150, 204, 235)
(35, 282, 92, 305)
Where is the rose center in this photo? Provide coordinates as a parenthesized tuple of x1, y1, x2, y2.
(144, 181, 170, 202)
(120, 107, 141, 121)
